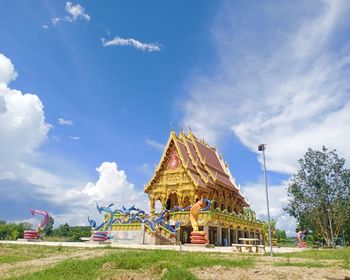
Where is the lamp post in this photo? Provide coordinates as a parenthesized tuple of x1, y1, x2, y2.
(326, 209, 334, 248)
(258, 144, 273, 256)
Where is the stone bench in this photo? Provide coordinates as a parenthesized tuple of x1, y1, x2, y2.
(80, 237, 90, 242)
(232, 243, 254, 253)
(232, 243, 265, 253)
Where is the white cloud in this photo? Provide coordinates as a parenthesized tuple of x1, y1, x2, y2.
(0, 54, 50, 170)
(49, 1, 90, 27)
(0, 54, 18, 85)
(242, 182, 296, 236)
(51, 17, 60, 25)
(68, 136, 80, 140)
(65, 1, 90, 22)
(82, 162, 147, 210)
(57, 118, 73, 126)
(136, 163, 153, 176)
(101, 37, 162, 52)
(49, 162, 147, 225)
(182, 0, 350, 174)
(0, 53, 147, 226)
(145, 138, 164, 151)
(51, 136, 61, 142)
(181, 1, 350, 235)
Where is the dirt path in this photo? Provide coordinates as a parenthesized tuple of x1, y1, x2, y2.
(0, 250, 108, 279)
(192, 263, 350, 280)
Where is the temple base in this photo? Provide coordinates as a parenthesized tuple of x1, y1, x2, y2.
(190, 231, 208, 244)
(17, 239, 41, 242)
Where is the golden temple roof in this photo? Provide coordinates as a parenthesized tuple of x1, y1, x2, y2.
(144, 130, 248, 207)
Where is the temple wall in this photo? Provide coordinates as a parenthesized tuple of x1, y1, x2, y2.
(110, 224, 156, 245)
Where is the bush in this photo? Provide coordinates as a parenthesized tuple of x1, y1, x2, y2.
(0, 222, 32, 240)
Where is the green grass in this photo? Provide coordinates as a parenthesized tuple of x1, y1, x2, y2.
(0, 243, 89, 264)
(3, 245, 350, 279)
(274, 247, 350, 270)
(0, 255, 32, 264)
(8, 249, 255, 280)
(274, 247, 350, 260)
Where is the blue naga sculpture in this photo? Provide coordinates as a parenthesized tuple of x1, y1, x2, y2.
(89, 199, 212, 240)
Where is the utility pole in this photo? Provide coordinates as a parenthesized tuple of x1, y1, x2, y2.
(258, 144, 273, 256)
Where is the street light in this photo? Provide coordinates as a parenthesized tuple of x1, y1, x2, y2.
(326, 209, 334, 248)
(258, 144, 273, 256)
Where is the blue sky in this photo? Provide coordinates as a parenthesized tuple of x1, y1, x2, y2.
(1, 1, 350, 235)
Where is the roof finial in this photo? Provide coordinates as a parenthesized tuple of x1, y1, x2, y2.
(188, 126, 193, 135)
(170, 121, 175, 132)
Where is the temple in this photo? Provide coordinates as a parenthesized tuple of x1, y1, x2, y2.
(93, 130, 263, 246)
(144, 130, 249, 212)
(143, 130, 263, 245)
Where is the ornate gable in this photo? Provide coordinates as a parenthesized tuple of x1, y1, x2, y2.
(144, 130, 249, 214)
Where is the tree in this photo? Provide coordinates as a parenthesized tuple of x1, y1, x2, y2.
(56, 223, 70, 237)
(285, 146, 350, 247)
(42, 216, 54, 236)
(262, 219, 277, 243)
(275, 229, 287, 242)
(0, 222, 32, 240)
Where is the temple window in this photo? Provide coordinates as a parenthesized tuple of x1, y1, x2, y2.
(183, 196, 191, 207)
(155, 200, 162, 213)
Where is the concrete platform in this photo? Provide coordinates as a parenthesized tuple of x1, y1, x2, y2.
(0, 240, 308, 254)
(17, 239, 42, 242)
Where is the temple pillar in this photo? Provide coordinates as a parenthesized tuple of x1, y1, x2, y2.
(218, 225, 222, 246)
(190, 191, 196, 205)
(149, 195, 155, 215)
(177, 192, 183, 208)
(161, 198, 167, 211)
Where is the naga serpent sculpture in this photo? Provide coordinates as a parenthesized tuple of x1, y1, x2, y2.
(190, 197, 204, 232)
(89, 199, 212, 243)
(24, 209, 50, 240)
(88, 216, 97, 228)
(91, 203, 115, 242)
(189, 197, 211, 231)
(189, 196, 211, 244)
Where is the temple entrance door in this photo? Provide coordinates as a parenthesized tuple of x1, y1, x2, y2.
(166, 193, 179, 210)
(229, 228, 236, 245)
(221, 228, 228, 246)
(209, 226, 218, 245)
(180, 226, 192, 244)
(238, 228, 244, 244)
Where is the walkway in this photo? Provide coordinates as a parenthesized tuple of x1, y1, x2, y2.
(0, 240, 306, 254)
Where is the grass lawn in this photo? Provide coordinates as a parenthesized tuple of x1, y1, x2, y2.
(274, 247, 350, 269)
(1, 244, 350, 280)
(8, 249, 254, 280)
(0, 255, 32, 265)
(0, 243, 84, 264)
